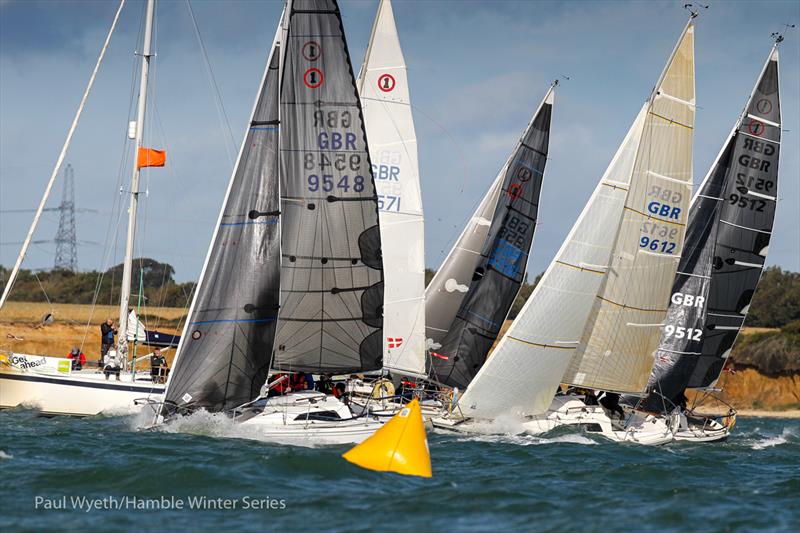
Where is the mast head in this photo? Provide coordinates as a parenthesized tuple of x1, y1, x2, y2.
(683, 3, 708, 19)
(772, 24, 795, 45)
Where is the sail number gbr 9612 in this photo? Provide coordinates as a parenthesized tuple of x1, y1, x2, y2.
(640, 186, 682, 254)
(306, 110, 366, 194)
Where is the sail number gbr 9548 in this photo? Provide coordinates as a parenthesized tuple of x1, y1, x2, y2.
(306, 110, 366, 194)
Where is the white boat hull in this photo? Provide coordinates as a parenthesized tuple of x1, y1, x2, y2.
(0, 368, 164, 416)
(432, 395, 675, 445)
(235, 391, 382, 445)
(672, 412, 732, 443)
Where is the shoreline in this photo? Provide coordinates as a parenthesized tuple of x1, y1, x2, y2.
(693, 408, 800, 419)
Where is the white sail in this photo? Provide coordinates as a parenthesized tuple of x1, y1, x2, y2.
(357, 0, 426, 377)
(563, 21, 696, 393)
(458, 105, 647, 419)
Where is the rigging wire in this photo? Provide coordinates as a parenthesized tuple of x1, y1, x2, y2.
(185, 0, 237, 164)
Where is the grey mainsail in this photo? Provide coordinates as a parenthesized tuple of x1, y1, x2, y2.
(428, 87, 553, 389)
(164, 32, 283, 412)
(271, 0, 384, 374)
(634, 45, 781, 412)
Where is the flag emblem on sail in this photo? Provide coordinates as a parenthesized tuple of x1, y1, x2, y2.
(387, 337, 403, 349)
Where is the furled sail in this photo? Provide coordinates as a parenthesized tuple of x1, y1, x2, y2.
(634, 44, 782, 411)
(561, 20, 696, 394)
(459, 102, 647, 418)
(164, 27, 283, 412)
(428, 86, 553, 389)
(356, 0, 426, 378)
(271, 0, 384, 374)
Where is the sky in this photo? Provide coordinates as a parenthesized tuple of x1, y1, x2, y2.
(1, 0, 798, 284)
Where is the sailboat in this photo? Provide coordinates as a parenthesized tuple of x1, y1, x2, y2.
(425, 83, 554, 391)
(433, 15, 696, 446)
(157, 0, 386, 445)
(0, 0, 168, 416)
(621, 37, 784, 443)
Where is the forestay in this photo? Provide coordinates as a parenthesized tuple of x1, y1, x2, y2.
(357, 0, 426, 377)
(459, 104, 647, 419)
(429, 87, 553, 389)
(164, 27, 283, 412)
(271, 0, 384, 374)
(635, 44, 782, 411)
(562, 20, 696, 394)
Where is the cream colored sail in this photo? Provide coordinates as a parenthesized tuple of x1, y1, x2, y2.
(357, 0, 426, 377)
(563, 21, 696, 393)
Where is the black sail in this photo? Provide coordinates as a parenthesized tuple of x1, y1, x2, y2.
(634, 47, 781, 412)
(430, 91, 552, 389)
(271, 0, 383, 374)
(164, 38, 283, 412)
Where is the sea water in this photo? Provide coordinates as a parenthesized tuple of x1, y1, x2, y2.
(0, 409, 797, 532)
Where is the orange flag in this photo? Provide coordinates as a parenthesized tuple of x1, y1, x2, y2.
(137, 148, 166, 169)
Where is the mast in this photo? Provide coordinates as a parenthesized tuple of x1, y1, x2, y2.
(117, 0, 155, 357)
(0, 0, 126, 311)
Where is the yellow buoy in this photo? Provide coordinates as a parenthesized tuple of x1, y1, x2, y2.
(343, 398, 432, 478)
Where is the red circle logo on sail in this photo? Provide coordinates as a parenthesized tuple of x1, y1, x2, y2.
(304, 68, 324, 89)
(748, 119, 765, 137)
(302, 41, 321, 62)
(378, 74, 396, 92)
(755, 98, 772, 115)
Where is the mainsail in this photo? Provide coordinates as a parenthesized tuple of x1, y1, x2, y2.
(635, 44, 782, 411)
(427, 86, 553, 389)
(271, 0, 384, 374)
(357, 0, 426, 378)
(459, 19, 695, 419)
(164, 25, 283, 412)
(561, 19, 696, 394)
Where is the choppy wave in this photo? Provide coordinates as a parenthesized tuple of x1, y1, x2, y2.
(750, 427, 796, 450)
(0, 450, 12, 460)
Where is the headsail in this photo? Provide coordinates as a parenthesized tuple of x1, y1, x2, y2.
(357, 0, 426, 377)
(428, 86, 554, 389)
(562, 19, 696, 394)
(163, 24, 283, 413)
(635, 44, 782, 411)
(271, 0, 384, 374)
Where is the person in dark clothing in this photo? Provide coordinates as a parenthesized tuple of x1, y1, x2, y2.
(150, 348, 168, 384)
(599, 392, 625, 420)
(100, 318, 117, 367)
(317, 374, 334, 394)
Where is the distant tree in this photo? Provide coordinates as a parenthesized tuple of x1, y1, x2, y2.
(745, 267, 800, 328)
